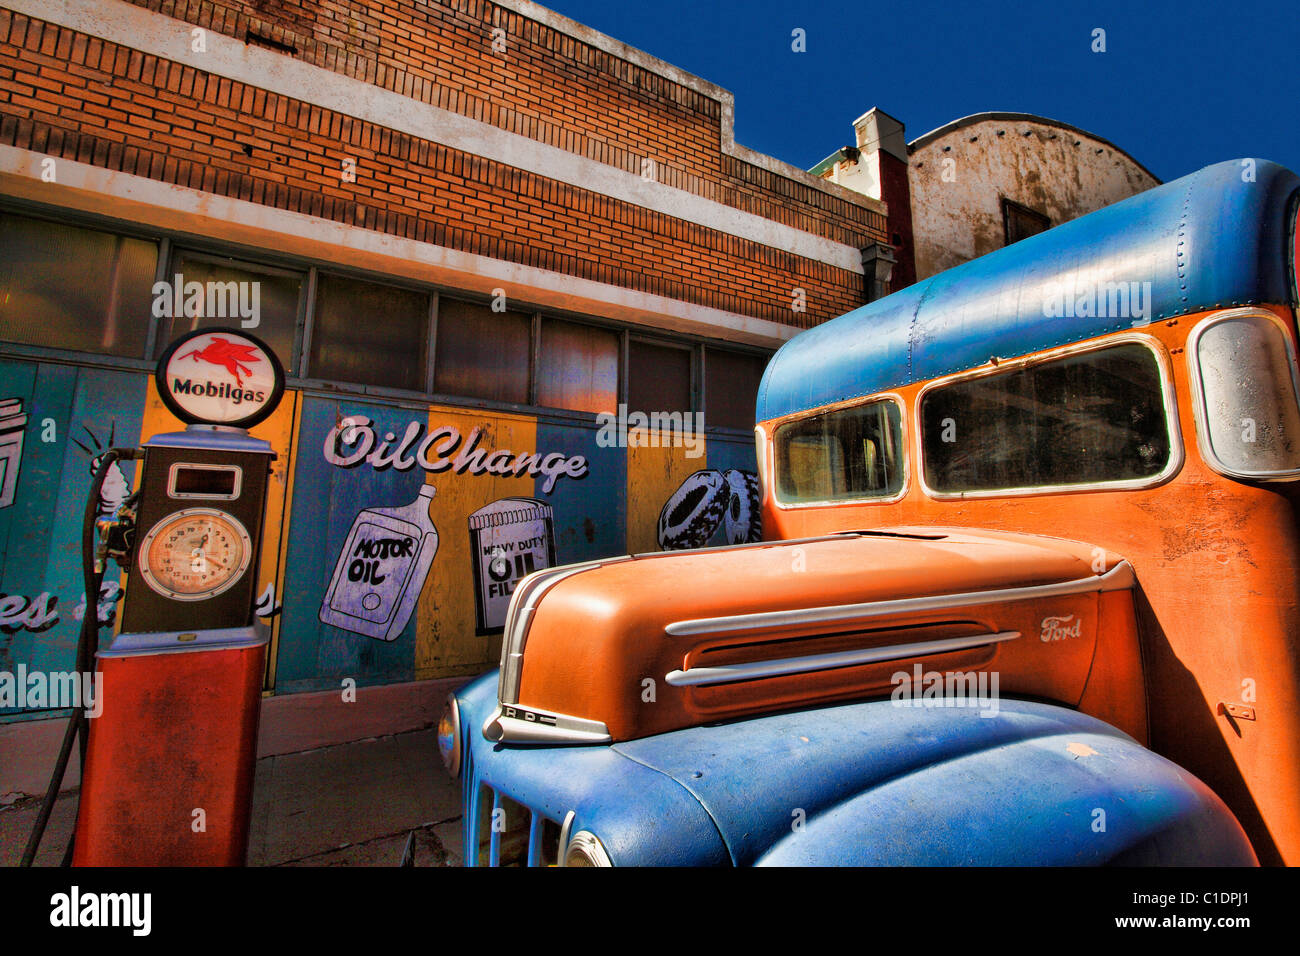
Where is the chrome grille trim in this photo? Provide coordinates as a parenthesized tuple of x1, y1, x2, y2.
(665, 630, 1021, 687)
(481, 703, 612, 745)
(664, 561, 1134, 638)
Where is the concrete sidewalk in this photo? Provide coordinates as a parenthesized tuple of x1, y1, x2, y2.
(0, 728, 463, 867)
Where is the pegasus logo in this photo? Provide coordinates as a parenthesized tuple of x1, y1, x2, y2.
(176, 336, 262, 387)
(1040, 614, 1082, 642)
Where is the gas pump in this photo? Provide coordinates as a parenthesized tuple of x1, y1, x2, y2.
(66, 327, 285, 866)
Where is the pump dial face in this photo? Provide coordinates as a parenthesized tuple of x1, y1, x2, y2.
(138, 508, 253, 602)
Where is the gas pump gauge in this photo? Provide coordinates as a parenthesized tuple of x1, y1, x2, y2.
(114, 327, 285, 636)
(137, 507, 253, 602)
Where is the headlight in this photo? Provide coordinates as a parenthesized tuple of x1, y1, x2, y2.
(437, 695, 461, 778)
(563, 830, 613, 867)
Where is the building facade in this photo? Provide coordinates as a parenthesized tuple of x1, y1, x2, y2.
(815, 108, 1159, 288)
(0, 0, 886, 763)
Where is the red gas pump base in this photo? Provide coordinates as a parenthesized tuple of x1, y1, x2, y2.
(73, 627, 266, 867)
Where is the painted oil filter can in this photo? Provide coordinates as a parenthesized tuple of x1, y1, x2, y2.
(469, 497, 556, 631)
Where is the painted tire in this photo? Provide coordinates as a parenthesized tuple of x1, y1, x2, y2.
(722, 469, 762, 544)
(657, 470, 728, 550)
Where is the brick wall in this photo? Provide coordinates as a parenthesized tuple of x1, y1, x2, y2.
(0, 0, 883, 328)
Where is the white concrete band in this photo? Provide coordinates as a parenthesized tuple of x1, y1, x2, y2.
(5, 0, 868, 274)
(0, 144, 805, 346)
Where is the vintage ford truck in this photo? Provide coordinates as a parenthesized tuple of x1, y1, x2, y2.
(438, 157, 1300, 866)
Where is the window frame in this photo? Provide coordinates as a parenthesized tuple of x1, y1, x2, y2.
(627, 334, 697, 417)
(1001, 197, 1050, 246)
(1186, 307, 1300, 482)
(0, 198, 775, 427)
(915, 333, 1183, 501)
(771, 393, 910, 510)
(159, 245, 310, 370)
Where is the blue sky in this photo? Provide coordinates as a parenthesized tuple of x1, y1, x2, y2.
(540, 0, 1298, 183)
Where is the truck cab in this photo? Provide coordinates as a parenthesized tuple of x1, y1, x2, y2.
(440, 157, 1300, 866)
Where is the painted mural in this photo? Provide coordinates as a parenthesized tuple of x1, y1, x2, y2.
(0, 396, 25, 509)
(0, 360, 147, 713)
(658, 468, 762, 550)
(70, 423, 132, 520)
(320, 485, 440, 642)
(469, 498, 556, 632)
(0, 353, 760, 714)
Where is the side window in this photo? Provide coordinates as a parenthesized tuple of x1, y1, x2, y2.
(1190, 311, 1300, 478)
(536, 319, 619, 414)
(308, 273, 429, 392)
(704, 348, 768, 430)
(0, 212, 157, 357)
(629, 339, 692, 417)
(920, 342, 1172, 494)
(434, 297, 531, 405)
(1002, 198, 1050, 245)
(775, 399, 904, 504)
(156, 253, 303, 371)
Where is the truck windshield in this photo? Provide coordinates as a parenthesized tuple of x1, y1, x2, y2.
(775, 398, 904, 503)
(920, 342, 1171, 494)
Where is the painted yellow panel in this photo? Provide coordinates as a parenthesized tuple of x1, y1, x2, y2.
(626, 435, 701, 554)
(414, 406, 537, 681)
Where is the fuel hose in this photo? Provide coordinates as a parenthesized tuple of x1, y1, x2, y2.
(20, 447, 138, 867)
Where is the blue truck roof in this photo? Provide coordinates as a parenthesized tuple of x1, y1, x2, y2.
(756, 158, 1300, 423)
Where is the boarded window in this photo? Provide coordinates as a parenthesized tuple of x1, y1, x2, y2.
(628, 339, 692, 416)
(706, 348, 768, 429)
(536, 319, 618, 414)
(776, 399, 904, 503)
(434, 298, 531, 404)
(309, 273, 428, 391)
(1002, 198, 1050, 245)
(0, 213, 157, 357)
(155, 253, 302, 370)
(921, 343, 1171, 494)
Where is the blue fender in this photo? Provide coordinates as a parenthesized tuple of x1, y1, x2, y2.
(455, 671, 730, 866)
(455, 673, 1257, 866)
(615, 698, 1257, 866)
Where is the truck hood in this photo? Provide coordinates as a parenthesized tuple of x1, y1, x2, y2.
(484, 528, 1138, 744)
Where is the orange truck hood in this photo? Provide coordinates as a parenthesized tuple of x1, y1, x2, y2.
(483, 528, 1141, 745)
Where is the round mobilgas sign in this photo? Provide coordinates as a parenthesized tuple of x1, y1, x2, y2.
(155, 328, 285, 428)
